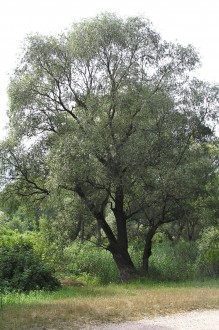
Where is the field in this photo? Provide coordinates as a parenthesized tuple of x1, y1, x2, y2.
(0, 280, 218, 330)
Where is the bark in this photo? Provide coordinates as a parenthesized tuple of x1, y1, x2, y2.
(107, 242, 139, 281)
(75, 185, 138, 281)
(109, 185, 139, 281)
(113, 184, 128, 250)
(141, 225, 158, 275)
(95, 209, 137, 281)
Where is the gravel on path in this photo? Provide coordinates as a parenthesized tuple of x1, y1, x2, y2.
(84, 310, 219, 330)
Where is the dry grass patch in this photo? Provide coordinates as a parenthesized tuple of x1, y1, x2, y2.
(0, 286, 218, 329)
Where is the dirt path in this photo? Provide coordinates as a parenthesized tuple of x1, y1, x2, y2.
(84, 310, 219, 330)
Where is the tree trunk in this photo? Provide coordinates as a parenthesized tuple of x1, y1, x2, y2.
(113, 184, 128, 250)
(107, 242, 139, 281)
(141, 225, 158, 275)
(93, 208, 137, 281)
(75, 185, 138, 281)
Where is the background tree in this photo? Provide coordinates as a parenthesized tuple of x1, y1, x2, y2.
(1, 13, 219, 280)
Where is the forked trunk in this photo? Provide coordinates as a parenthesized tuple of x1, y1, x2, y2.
(75, 186, 138, 281)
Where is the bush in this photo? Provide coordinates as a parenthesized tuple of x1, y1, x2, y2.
(149, 240, 198, 281)
(0, 228, 60, 292)
(63, 242, 119, 284)
(196, 227, 219, 277)
(61, 240, 200, 283)
(48, 232, 218, 283)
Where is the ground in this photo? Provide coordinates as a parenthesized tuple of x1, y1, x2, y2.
(83, 310, 219, 330)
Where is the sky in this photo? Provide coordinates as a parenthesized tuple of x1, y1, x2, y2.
(1, 0, 219, 139)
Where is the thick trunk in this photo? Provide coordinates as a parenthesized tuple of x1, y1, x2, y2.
(107, 242, 138, 281)
(75, 185, 137, 281)
(141, 225, 158, 275)
(113, 185, 128, 250)
(94, 208, 137, 281)
(108, 184, 137, 280)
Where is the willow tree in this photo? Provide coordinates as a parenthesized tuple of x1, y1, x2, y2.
(1, 13, 219, 280)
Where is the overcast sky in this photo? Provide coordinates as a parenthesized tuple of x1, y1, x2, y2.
(1, 0, 219, 139)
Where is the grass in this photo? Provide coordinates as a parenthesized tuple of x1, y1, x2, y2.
(0, 279, 219, 330)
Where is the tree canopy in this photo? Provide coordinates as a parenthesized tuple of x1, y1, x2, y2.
(1, 13, 219, 280)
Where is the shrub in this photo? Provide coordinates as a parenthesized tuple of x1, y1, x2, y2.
(196, 227, 219, 277)
(149, 240, 198, 281)
(63, 242, 119, 284)
(0, 228, 60, 292)
(62, 240, 200, 283)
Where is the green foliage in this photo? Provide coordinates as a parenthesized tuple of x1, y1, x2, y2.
(0, 228, 60, 292)
(196, 227, 219, 277)
(58, 238, 218, 283)
(1, 13, 219, 279)
(0, 205, 38, 233)
(149, 240, 198, 281)
(62, 242, 119, 284)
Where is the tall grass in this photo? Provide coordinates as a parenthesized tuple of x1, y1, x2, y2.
(148, 241, 198, 281)
(62, 242, 120, 283)
(59, 239, 216, 284)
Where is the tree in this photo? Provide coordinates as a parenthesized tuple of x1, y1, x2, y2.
(1, 13, 219, 280)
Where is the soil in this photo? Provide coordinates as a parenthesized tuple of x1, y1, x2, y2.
(83, 310, 219, 330)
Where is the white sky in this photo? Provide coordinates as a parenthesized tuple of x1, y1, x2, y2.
(1, 0, 219, 139)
